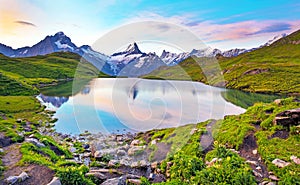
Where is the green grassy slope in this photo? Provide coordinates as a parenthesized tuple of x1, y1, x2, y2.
(0, 52, 106, 96)
(144, 30, 300, 95)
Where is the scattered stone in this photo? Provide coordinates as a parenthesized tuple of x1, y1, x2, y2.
(117, 149, 126, 156)
(116, 135, 124, 142)
(94, 150, 102, 158)
(130, 139, 141, 146)
(269, 175, 280, 181)
(151, 139, 160, 145)
(274, 99, 281, 105)
(89, 169, 118, 174)
(246, 160, 258, 166)
(229, 149, 239, 154)
(253, 170, 263, 178)
(47, 177, 62, 185)
(190, 128, 198, 135)
(206, 158, 218, 167)
(151, 161, 158, 169)
(16, 118, 22, 123)
(69, 147, 76, 153)
(83, 152, 91, 158)
(166, 161, 173, 169)
(18, 172, 29, 181)
(256, 166, 262, 171)
(149, 173, 155, 180)
(127, 179, 141, 185)
(83, 144, 90, 149)
(6, 172, 29, 185)
(128, 146, 144, 156)
(6, 176, 18, 184)
(272, 158, 290, 168)
(101, 177, 120, 185)
(25, 138, 45, 147)
(273, 108, 300, 127)
(108, 160, 120, 167)
(252, 149, 258, 155)
(0, 148, 4, 153)
(85, 172, 107, 180)
(139, 160, 148, 167)
(290, 155, 300, 165)
(120, 158, 130, 166)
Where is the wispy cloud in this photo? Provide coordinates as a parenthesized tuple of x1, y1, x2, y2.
(249, 23, 291, 35)
(14, 20, 36, 27)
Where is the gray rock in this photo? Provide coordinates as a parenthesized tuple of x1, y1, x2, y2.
(130, 139, 141, 146)
(108, 160, 120, 167)
(127, 179, 141, 185)
(253, 170, 263, 178)
(0, 148, 4, 153)
(272, 158, 290, 168)
(290, 155, 300, 165)
(128, 146, 144, 156)
(25, 138, 45, 148)
(269, 175, 280, 181)
(117, 150, 126, 156)
(18, 172, 29, 181)
(6, 176, 18, 184)
(86, 172, 107, 180)
(47, 177, 62, 185)
(101, 177, 120, 185)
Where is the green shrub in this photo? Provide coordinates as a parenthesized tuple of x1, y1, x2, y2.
(57, 165, 94, 185)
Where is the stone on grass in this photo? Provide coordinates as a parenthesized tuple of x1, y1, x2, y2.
(290, 155, 300, 165)
(272, 158, 290, 168)
(47, 177, 62, 185)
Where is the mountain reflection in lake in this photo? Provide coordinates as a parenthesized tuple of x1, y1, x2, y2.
(39, 78, 248, 135)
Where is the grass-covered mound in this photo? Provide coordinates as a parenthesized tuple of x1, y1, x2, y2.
(144, 30, 300, 95)
(0, 52, 107, 96)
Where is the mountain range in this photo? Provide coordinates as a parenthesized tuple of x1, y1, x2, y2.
(0, 31, 287, 76)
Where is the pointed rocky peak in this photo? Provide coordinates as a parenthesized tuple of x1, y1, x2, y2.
(124, 42, 143, 55)
(111, 42, 145, 56)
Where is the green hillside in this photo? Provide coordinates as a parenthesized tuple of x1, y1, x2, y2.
(0, 52, 106, 96)
(144, 30, 300, 95)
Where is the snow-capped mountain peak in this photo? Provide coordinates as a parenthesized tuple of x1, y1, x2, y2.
(263, 33, 287, 47)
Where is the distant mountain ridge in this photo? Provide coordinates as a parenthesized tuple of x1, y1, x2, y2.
(0, 31, 287, 76)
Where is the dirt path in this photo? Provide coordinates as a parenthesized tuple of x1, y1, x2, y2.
(200, 120, 216, 154)
(239, 130, 269, 182)
(0, 143, 55, 185)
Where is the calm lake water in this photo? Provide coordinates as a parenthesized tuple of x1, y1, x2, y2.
(37, 78, 281, 135)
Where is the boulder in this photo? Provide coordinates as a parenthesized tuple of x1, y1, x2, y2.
(272, 158, 290, 168)
(252, 170, 263, 178)
(252, 149, 258, 155)
(0, 148, 4, 153)
(130, 139, 141, 146)
(128, 146, 144, 156)
(47, 177, 62, 185)
(127, 179, 141, 185)
(94, 150, 102, 158)
(151, 161, 158, 169)
(117, 149, 126, 156)
(6, 176, 18, 184)
(273, 108, 300, 127)
(25, 138, 45, 147)
(6, 172, 29, 185)
(269, 175, 280, 181)
(18, 172, 29, 181)
(290, 155, 300, 165)
(101, 177, 120, 185)
(108, 160, 120, 167)
(274, 99, 281, 105)
(85, 172, 107, 180)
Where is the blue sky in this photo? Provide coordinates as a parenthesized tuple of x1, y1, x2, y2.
(0, 0, 299, 52)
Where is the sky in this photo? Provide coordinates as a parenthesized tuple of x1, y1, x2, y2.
(0, 0, 300, 54)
